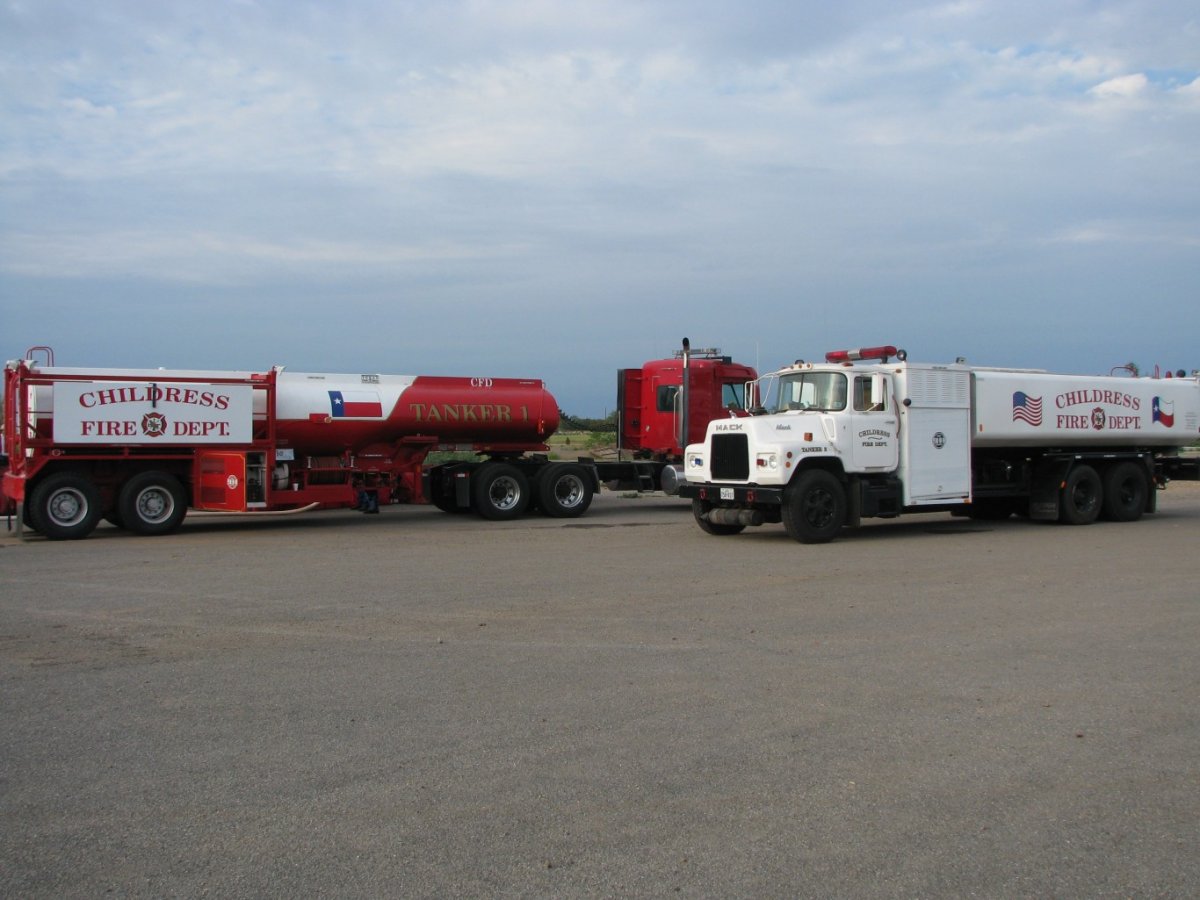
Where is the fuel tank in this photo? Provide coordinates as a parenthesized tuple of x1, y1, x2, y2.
(274, 372, 560, 453)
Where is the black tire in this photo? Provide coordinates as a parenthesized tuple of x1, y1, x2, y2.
(782, 469, 847, 543)
(537, 464, 593, 518)
(472, 462, 530, 521)
(28, 472, 102, 540)
(1101, 462, 1148, 522)
(118, 471, 187, 536)
(691, 499, 745, 535)
(1059, 464, 1102, 525)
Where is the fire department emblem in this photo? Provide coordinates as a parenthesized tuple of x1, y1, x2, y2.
(1091, 407, 1106, 430)
(140, 412, 168, 437)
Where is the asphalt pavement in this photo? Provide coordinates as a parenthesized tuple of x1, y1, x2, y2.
(2, 486, 1198, 897)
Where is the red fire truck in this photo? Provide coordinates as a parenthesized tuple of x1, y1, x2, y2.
(2, 343, 755, 539)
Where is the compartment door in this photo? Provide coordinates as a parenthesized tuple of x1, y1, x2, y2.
(902, 408, 971, 504)
(197, 452, 248, 511)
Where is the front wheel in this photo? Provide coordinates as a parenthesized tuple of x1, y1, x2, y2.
(537, 464, 594, 518)
(28, 472, 102, 540)
(1059, 464, 1102, 525)
(118, 471, 187, 535)
(782, 470, 847, 543)
(472, 462, 531, 521)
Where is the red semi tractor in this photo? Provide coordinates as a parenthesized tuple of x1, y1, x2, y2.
(1, 345, 755, 539)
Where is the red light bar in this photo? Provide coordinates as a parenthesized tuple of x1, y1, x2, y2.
(825, 345, 899, 363)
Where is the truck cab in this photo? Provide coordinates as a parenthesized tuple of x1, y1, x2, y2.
(618, 350, 757, 459)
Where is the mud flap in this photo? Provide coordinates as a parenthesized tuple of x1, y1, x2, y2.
(846, 476, 862, 528)
(1029, 457, 1071, 521)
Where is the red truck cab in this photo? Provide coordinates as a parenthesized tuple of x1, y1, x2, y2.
(619, 350, 757, 459)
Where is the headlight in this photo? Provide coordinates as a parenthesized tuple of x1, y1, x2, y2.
(687, 452, 705, 468)
(756, 453, 778, 470)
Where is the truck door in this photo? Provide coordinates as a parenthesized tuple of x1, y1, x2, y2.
(849, 374, 899, 470)
(618, 368, 644, 452)
(647, 375, 681, 451)
(196, 451, 248, 511)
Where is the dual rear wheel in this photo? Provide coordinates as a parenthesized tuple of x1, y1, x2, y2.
(467, 462, 593, 521)
(1059, 462, 1148, 525)
(26, 470, 187, 540)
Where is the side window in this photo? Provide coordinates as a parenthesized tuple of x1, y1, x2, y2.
(722, 382, 745, 410)
(656, 385, 679, 412)
(854, 376, 886, 411)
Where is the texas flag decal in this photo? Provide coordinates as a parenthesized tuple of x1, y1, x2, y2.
(1152, 396, 1175, 427)
(329, 390, 383, 418)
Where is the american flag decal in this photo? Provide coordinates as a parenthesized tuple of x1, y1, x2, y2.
(1012, 391, 1043, 426)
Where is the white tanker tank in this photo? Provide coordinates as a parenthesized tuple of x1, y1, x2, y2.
(969, 367, 1200, 449)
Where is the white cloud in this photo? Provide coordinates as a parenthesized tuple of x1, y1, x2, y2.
(1089, 72, 1149, 99)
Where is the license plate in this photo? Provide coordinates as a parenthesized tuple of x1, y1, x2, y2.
(720, 487, 735, 500)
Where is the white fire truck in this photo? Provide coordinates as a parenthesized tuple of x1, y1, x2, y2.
(678, 345, 1200, 543)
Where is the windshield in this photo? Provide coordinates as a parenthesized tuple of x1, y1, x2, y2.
(755, 371, 847, 413)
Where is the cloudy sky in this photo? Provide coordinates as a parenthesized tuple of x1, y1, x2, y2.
(2, 1, 1198, 414)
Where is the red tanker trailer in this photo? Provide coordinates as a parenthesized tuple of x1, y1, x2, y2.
(2, 345, 755, 539)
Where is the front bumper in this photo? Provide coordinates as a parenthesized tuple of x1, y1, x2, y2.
(677, 482, 784, 505)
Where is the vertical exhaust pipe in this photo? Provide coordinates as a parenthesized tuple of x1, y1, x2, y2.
(680, 337, 690, 453)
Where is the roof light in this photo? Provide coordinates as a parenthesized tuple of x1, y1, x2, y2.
(824, 345, 901, 363)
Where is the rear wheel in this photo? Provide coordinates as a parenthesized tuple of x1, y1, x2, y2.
(691, 499, 745, 535)
(1059, 464, 1102, 525)
(1101, 462, 1148, 522)
(782, 470, 846, 543)
(118, 471, 187, 535)
(28, 472, 102, 540)
(472, 462, 530, 521)
(537, 464, 593, 518)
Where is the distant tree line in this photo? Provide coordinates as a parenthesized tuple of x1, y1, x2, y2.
(559, 410, 619, 432)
